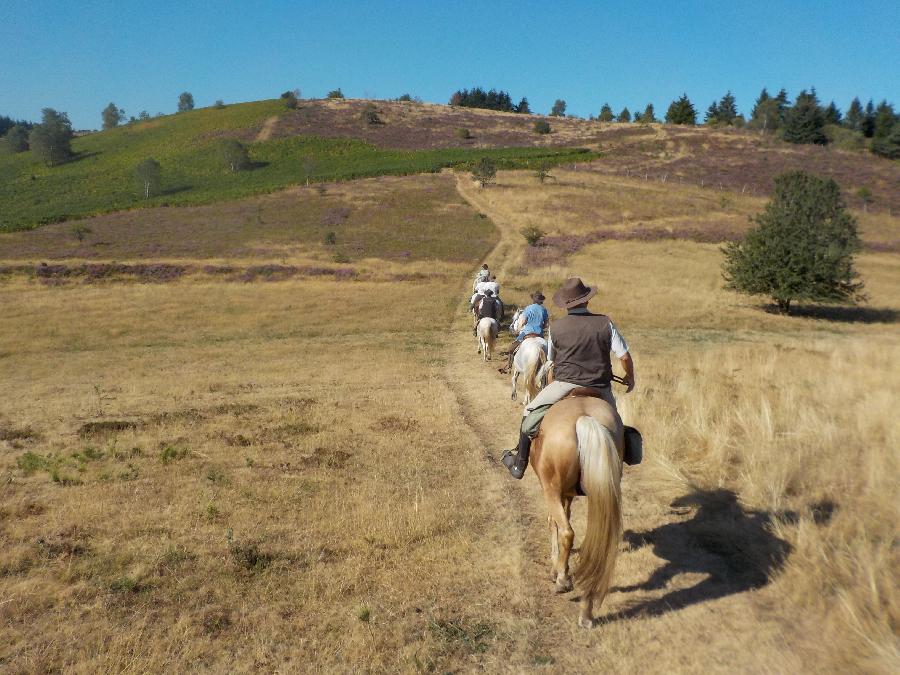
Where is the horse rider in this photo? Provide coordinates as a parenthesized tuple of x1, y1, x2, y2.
(476, 288, 503, 323)
(498, 291, 549, 374)
(473, 263, 491, 293)
(501, 277, 636, 479)
(471, 276, 502, 333)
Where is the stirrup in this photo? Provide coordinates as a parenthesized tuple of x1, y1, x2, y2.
(500, 449, 516, 468)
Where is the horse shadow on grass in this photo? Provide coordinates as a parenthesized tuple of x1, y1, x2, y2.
(599, 488, 835, 622)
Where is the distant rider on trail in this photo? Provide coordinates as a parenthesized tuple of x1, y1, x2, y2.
(501, 278, 638, 479)
(498, 291, 549, 374)
(476, 288, 503, 323)
(473, 263, 491, 293)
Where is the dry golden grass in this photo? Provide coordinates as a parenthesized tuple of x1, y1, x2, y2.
(1, 165, 898, 673)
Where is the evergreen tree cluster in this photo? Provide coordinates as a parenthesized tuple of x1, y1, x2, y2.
(1, 115, 33, 137)
(705, 91, 740, 125)
(449, 87, 529, 113)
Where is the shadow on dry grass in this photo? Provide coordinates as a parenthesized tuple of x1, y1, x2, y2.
(763, 304, 900, 324)
(602, 488, 834, 622)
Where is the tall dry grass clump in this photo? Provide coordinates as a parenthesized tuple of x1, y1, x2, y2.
(619, 339, 899, 671)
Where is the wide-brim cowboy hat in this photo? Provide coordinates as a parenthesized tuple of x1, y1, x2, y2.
(553, 277, 597, 309)
(532, 291, 546, 303)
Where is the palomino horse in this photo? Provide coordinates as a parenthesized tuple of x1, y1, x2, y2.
(476, 317, 499, 361)
(510, 337, 547, 404)
(531, 393, 623, 628)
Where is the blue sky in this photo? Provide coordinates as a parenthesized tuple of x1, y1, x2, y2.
(2, 1, 898, 129)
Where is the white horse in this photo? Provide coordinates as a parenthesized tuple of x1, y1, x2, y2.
(509, 308, 524, 335)
(476, 318, 499, 361)
(511, 337, 548, 404)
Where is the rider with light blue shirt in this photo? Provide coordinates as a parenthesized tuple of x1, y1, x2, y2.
(499, 291, 549, 373)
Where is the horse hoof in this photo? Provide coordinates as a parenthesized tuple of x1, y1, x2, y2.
(555, 577, 573, 594)
(578, 616, 595, 629)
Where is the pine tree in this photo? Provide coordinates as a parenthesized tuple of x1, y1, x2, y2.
(665, 94, 696, 124)
(844, 97, 864, 130)
(871, 101, 899, 159)
(782, 90, 827, 144)
(516, 97, 531, 114)
(641, 103, 657, 123)
(598, 103, 614, 122)
(750, 88, 770, 120)
(861, 100, 876, 137)
(704, 101, 720, 124)
(718, 91, 738, 123)
(723, 171, 863, 313)
(823, 101, 842, 125)
(617, 107, 631, 123)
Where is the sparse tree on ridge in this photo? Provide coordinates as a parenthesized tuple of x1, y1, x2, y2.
(550, 99, 567, 117)
(723, 171, 863, 314)
(327, 88, 344, 99)
(139, 110, 151, 120)
(844, 98, 864, 131)
(516, 97, 531, 114)
(29, 108, 74, 166)
(640, 103, 657, 123)
(101, 102, 125, 129)
(823, 101, 842, 125)
(665, 95, 696, 124)
(218, 139, 251, 172)
(4, 125, 29, 152)
(633, 110, 643, 123)
(782, 90, 827, 144)
(750, 88, 785, 133)
(617, 107, 631, 123)
(135, 158, 162, 198)
(598, 103, 614, 122)
(178, 92, 195, 112)
(706, 91, 738, 125)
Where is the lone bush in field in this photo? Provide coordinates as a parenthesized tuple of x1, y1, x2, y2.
(29, 108, 73, 167)
(520, 225, 546, 246)
(218, 139, 250, 172)
(533, 119, 551, 134)
(455, 127, 472, 140)
(723, 171, 863, 314)
(101, 102, 125, 130)
(177, 92, 195, 112)
(135, 158, 162, 199)
(360, 103, 381, 125)
(4, 125, 29, 152)
(281, 90, 298, 109)
(472, 157, 497, 187)
(70, 225, 92, 242)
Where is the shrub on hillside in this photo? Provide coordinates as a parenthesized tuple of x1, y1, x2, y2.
(3, 125, 30, 153)
(327, 89, 344, 99)
(471, 157, 496, 187)
(549, 99, 566, 117)
(455, 127, 472, 140)
(520, 226, 545, 246)
(281, 90, 298, 109)
(214, 99, 226, 109)
(29, 108, 73, 167)
(533, 119, 551, 134)
(722, 171, 863, 313)
(135, 158, 162, 199)
(218, 139, 250, 172)
(824, 124, 866, 151)
(360, 103, 381, 125)
(178, 92, 195, 113)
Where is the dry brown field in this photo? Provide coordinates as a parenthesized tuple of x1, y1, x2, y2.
(1, 161, 898, 673)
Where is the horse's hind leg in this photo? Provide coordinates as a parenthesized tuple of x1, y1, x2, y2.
(544, 492, 574, 593)
(510, 371, 518, 401)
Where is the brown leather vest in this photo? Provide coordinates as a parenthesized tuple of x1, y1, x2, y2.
(550, 312, 613, 388)
(478, 296, 500, 320)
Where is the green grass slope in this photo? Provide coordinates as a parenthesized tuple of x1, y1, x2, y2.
(0, 100, 592, 232)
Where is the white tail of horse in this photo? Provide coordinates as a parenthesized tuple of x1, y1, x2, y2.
(476, 318, 499, 361)
(574, 415, 623, 609)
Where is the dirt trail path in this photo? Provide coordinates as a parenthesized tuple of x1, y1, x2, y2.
(446, 172, 801, 672)
(255, 115, 279, 142)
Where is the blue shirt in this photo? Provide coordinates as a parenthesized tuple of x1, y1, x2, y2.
(517, 303, 549, 341)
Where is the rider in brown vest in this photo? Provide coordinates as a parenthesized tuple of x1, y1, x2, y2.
(501, 277, 637, 479)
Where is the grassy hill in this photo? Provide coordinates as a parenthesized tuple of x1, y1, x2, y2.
(0, 99, 593, 232)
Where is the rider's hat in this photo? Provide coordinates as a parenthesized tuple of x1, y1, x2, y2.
(484, 289, 494, 296)
(553, 277, 596, 309)
(532, 291, 545, 303)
